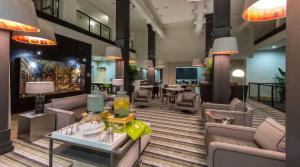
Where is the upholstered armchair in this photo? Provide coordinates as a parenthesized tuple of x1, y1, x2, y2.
(202, 98, 254, 126)
(175, 92, 201, 113)
(132, 89, 151, 107)
(205, 118, 285, 167)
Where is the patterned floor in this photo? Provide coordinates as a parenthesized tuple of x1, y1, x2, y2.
(0, 100, 285, 167)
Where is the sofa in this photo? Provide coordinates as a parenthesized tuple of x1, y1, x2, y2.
(132, 89, 151, 107)
(205, 118, 285, 167)
(175, 92, 201, 113)
(45, 94, 87, 129)
(202, 98, 254, 126)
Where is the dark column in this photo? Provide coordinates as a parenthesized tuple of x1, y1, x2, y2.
(205, 14, 213, 57)
(287, 0, 300, 166)
(147, 24, 156, 85)
(115, 0, 130, 92)
(0, 30, 13, 155)
(212, 0, 231, 104)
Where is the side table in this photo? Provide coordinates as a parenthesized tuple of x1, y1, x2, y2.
(18, 111, 55, 142)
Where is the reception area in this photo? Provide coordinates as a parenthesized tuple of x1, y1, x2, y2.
(0, 0, 299, 167)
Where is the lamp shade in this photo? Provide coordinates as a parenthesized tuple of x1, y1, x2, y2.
(12, 19, 57, 45)
(105, 46, 122, 60)
(211, 37, 239, 55)
(25, 82, 54, 94)
(243, 0, 286, 22)
(129, 54, 137, 64)
(155, 60, 165, 68)
(232, 69, 245, 78)
(112, 79, 124, 86)
(192, 58, 204, 67)
(144, 60, 154, 67)
(0, 0, 39, 32)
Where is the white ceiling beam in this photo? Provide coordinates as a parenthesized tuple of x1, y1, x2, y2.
(131, 0, 166, 38)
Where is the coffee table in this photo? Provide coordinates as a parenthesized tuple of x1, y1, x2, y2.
(47, 123, 141, 167)
(205, 111, 234, 125)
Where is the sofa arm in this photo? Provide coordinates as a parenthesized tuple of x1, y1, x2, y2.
(205, 123, 256, 141)
(45, 107, 76, 129)
(208, 142, 285, 167)
(176, 93, 183, 103)
(203, 103, 230, 110)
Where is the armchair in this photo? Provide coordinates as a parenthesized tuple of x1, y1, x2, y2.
(132, 89, 151, 107)
(205, 118, 285, 167)
(175, 92, 201, 113)
(202, 98, 253, 126)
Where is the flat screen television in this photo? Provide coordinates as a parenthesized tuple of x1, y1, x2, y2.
(176, 68, 197, 80)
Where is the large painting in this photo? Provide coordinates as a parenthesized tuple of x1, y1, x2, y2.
(19, 58, 86, 98)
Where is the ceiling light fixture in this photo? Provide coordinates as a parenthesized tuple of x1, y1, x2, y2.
(105, 46, 122, 60)
(243, 0, 286, 22)
(211, 37, 239, 55)
(12, 20, 57, 45)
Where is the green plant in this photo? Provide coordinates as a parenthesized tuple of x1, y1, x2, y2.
(129, 64, 138, 83)
(274, 68, 286, 102)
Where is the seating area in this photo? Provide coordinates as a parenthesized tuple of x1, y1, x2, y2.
(2, 0, 300, 167)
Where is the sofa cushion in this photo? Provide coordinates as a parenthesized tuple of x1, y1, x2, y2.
(178, 100, 194, 107)
(206, 135, 259, 150)
(229, 98, 244, 111)
(71, 107, 87, 121)
(52, 94, 87, 110)
(135, 97, 148, 102)
(138, 90, 149, 97)
(182, 92, 196, 101)
(254, 118, 286, 152)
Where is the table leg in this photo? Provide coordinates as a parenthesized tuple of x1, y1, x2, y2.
(49, 139, 53, 167)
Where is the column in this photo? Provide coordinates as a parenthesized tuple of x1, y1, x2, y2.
(287, 0, 300, 165)
(115, 0, 130, 92)
(0, 30, 13, 154)
(147, 24, 156, 85)
(212, 0, 231, 104)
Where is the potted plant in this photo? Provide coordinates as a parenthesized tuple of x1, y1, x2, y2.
(129, 64, 138, 93)
(274, 68, 286, 103)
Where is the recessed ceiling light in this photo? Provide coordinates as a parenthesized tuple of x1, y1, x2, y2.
(272, 45, 277, 49)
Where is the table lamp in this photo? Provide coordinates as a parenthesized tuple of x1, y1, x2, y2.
(25, 82, 54, 113)
(232, 69, 246, 126)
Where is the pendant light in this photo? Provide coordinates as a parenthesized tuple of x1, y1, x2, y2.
(192, 58, 204, 67)
(155, 60, 165, 69)
(211, 37, 239, 55)
(105, 46, 122, 60)
(243, 0, 286, 22)
(12, 19, 57, 45)
(0, 0, 40, 32)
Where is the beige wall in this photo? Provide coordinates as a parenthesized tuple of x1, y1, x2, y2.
(163, 62, 192, 84)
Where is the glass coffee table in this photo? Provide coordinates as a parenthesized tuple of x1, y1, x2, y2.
(47, 122, 141, 167)
(205, 111, 235, 125)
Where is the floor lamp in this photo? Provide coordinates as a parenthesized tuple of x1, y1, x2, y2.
(232, 69, 246, 126)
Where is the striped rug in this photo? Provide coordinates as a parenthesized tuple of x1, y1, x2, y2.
(0, 100, 285, 167)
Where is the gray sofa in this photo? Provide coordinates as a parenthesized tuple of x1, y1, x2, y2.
(205, 118, 285, 167)
(45, 94, 87, 129)
(202, 98, 254, 126)
(175, 92, 201, 113)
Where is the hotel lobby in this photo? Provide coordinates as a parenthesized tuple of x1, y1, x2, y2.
(0, 0, 299, 166)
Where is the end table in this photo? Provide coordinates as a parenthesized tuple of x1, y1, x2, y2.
(18, 111, 55, 142)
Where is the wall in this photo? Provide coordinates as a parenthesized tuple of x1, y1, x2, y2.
(246, 47, 286, 97)
(156, 22, 205, 62)
(91, 60, 116, 83)
(39, 18, 114, 56)
(163, 62, 205, 84)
